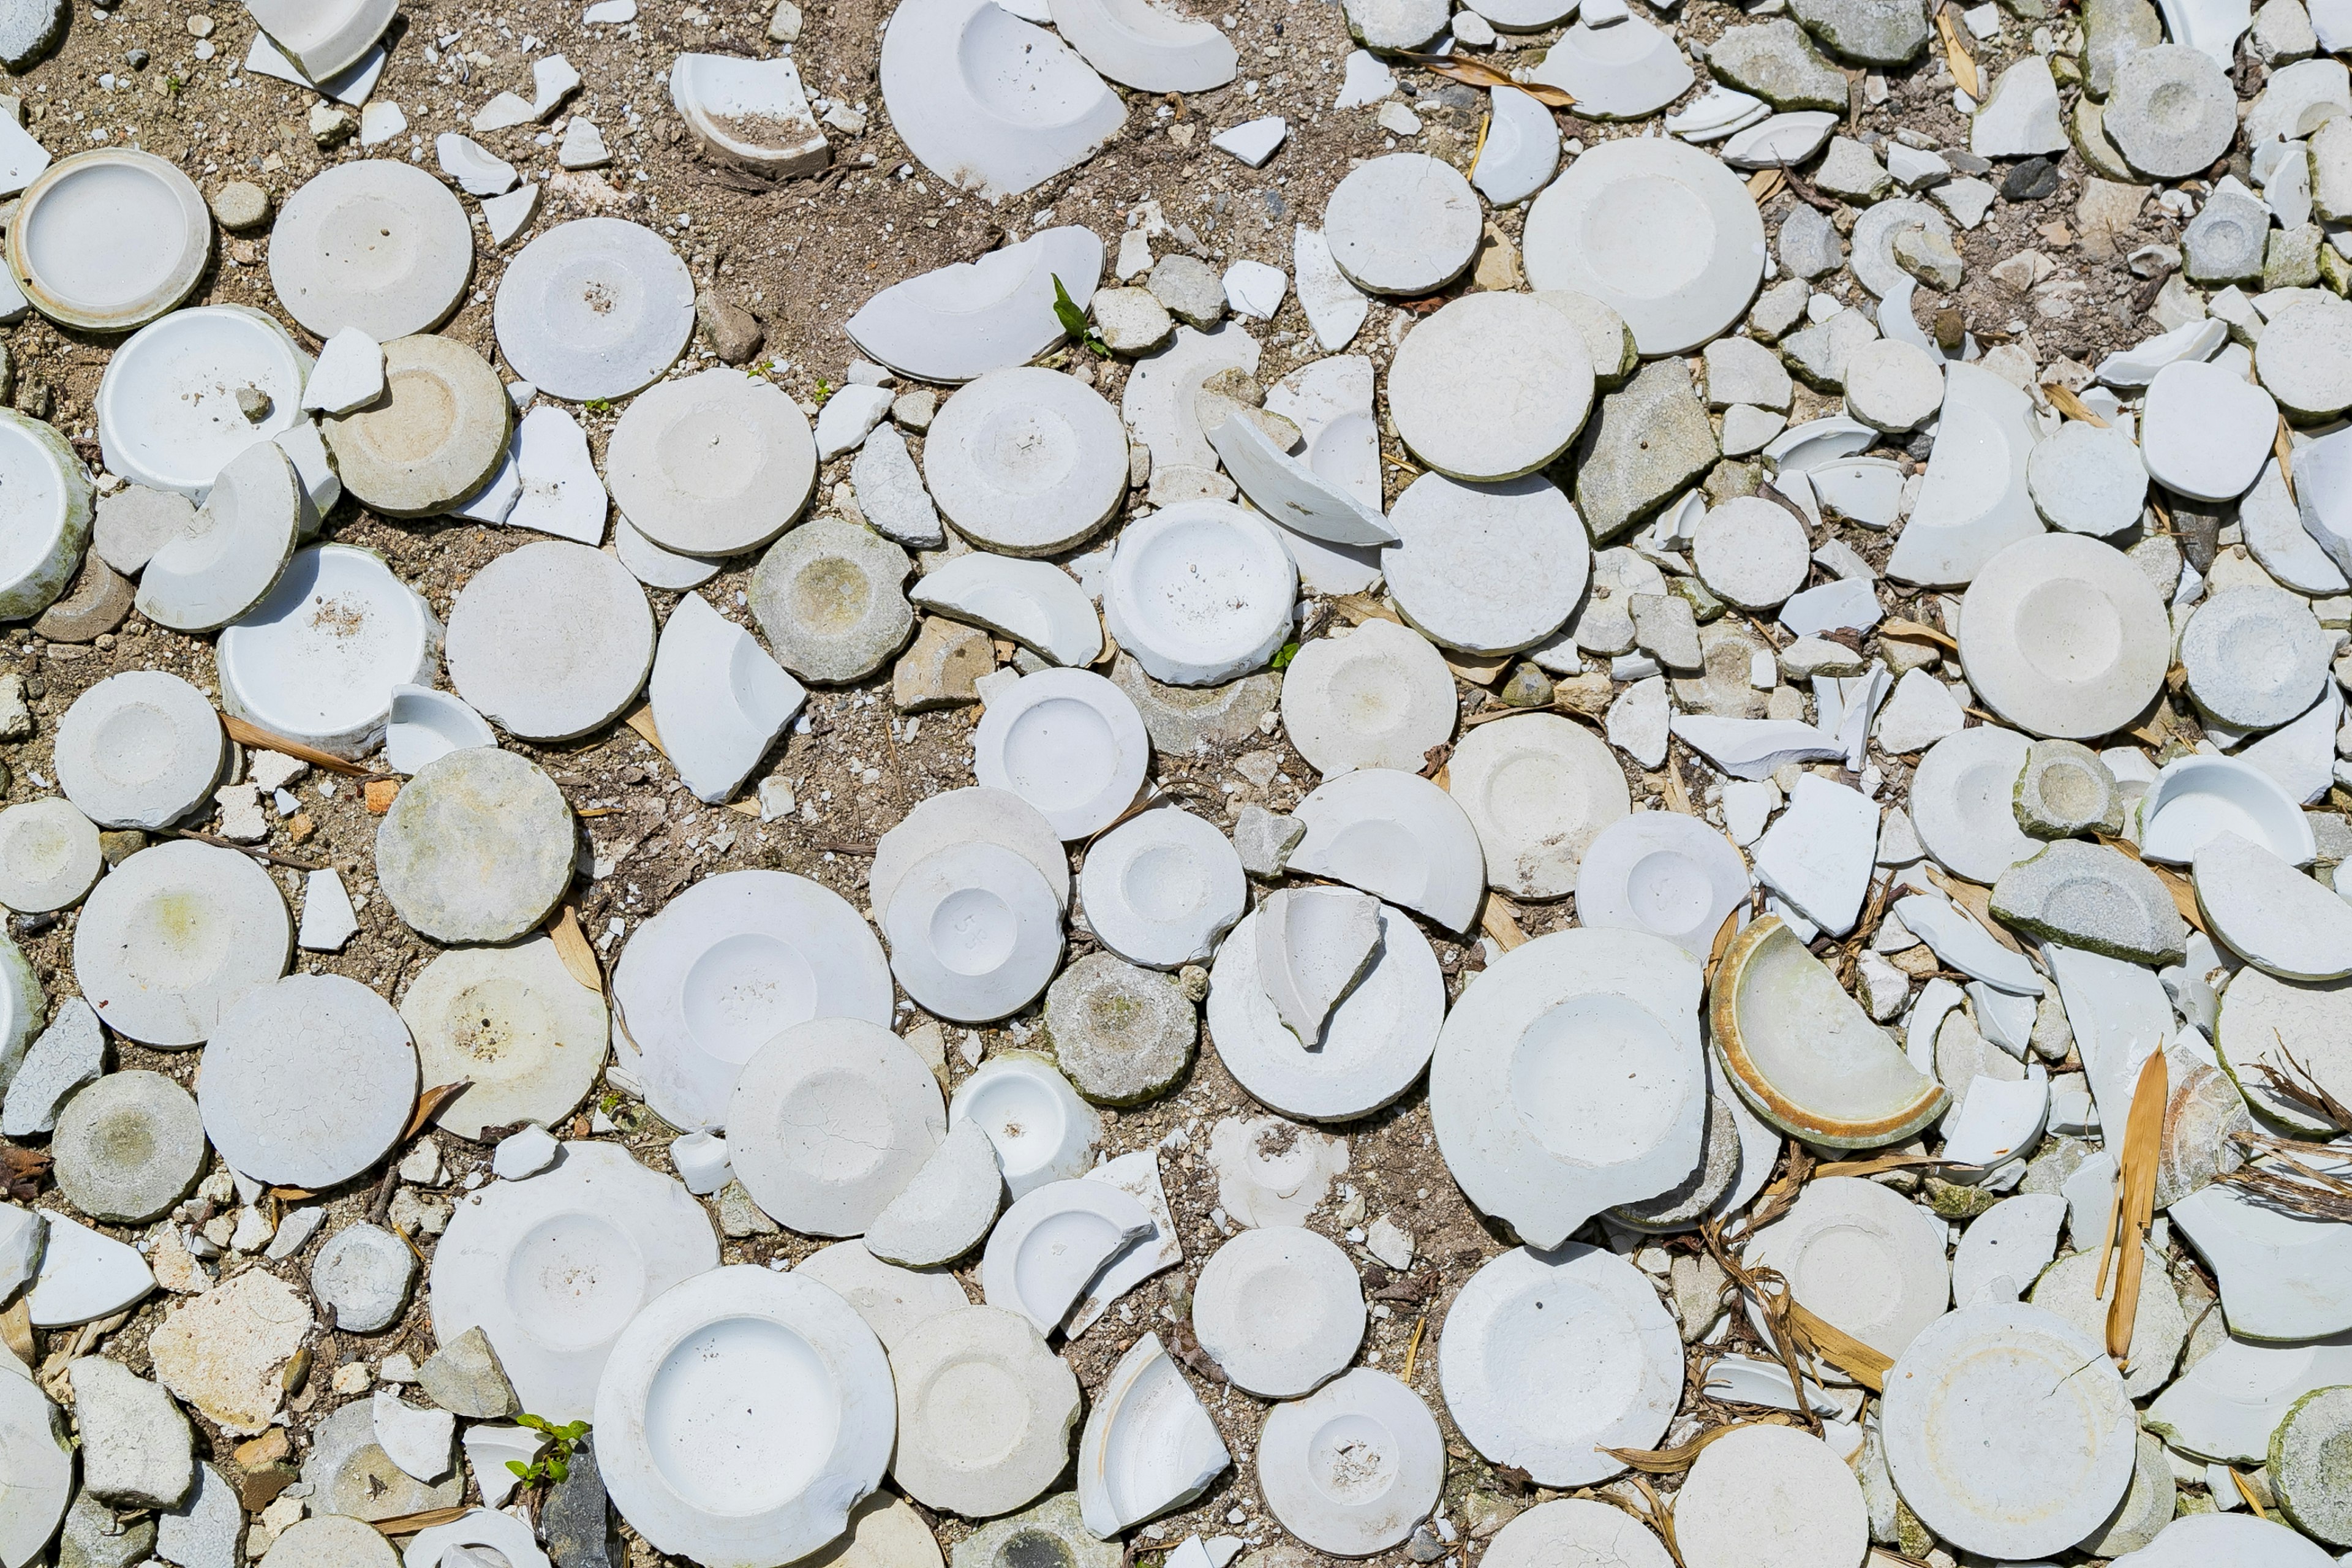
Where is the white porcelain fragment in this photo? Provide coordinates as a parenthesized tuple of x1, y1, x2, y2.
(973, 668, 1151, 839)
(1256, 1371, 1442, 1556)
(134, 440, 302, 634)
(913, 553, 1103, 666)
(1077, 1331, 1229, 1538)
(0, 1371, 70, 1568)
(1321, 153, 1481, 296)
(2139, 753, 2318, 864)
(216, 544, 439, 760)
(649, 592, 807, 805)
(950, 1052, 1102, 1200)
(493, 219, 696, 402)
(1674, 1425, 1870, 1568)
(1287, 767, 1485, 931)
(1047, 0, 1237, 90)
(1951, 1192, 2066, 1305)
(1077, 807, 1246, 969)
(2194, 830, 2352, 979)
(445, 540, 655, 742)
(981, 1178, 1153, 1335)
(606, 369, 817, 559)
(97, 304, 311, 497)
(1191, 1227, 1363, 1398)
(727, 1017, 945, 1237)
(1206, 410, 1393, 548)
(1104, 502, 1295, 685)
(1909, 724, 2041, 883)
(873, 787, 1071, 919)
(1573, 810, 1749, 959)
(865, 1119, 1004, 1268)
(2172, 1147, 2352, 1340)
(1886, 362, 2045, 587)
(848, 226, 1106, 383)
(1472, 86, 1562, 205)
(383, 684, 495, 775)
(880, 0, 1125, 198)
(9, 150, 211, 333)
(27, 1212, 153, 1327)
(926, 366, 1128, 555)
(890, 1305, 1079, 1517)
(668, 53, 830, 176)
(2143, 358, 2278, 503)
(1447, 713, 1632, 900)
(1387, 293, 1595, 483)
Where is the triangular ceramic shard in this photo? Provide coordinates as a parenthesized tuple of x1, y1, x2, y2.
(649, 592, 807, 805)
(1668, 715, 1843, 780)
(848, 226, 1106, 383)
(669, 54, 831, 176)
(866, 1118, 1005, 1269)
(1046, 0, 1239, 91)
(2040, 941, 2173, 1146)
(508, 405, 608, 545)
(1937, 1065, 2048, 1170)
(1472, 86, 1562, 206)
(1065, 1150, 1185, 1336)
(1207, 413, 1397, 546)
(1950, 1192, 2066, 1306)
(1286, 769, 1486, 931)
(1077, 1332, 1232, 1539)
(1430, 929, 1706, 1249)
(981, 1179, 1153, 1335)
(1891, 894, 2045, 995)
(1751, 772, 1879, 937)
(384, 685, 496, 776)
(26, 1212, 154, 1327)
(1712, 918, 1948, 1147)
(910, 552, 1104, 666)
(2193, 831, 2352, 981)
(1886, 361, 2043, 587)
(1254, 886, 1383, 1046)
(2171, 1152, 2352, 1341)
(879, 0, 1125, 200)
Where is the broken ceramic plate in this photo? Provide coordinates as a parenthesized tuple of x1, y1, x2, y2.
(973, 668, 1151, 839)
(1480, 1502, 1673, 1568)
(383, 685, 495, 775)
(1257, 1370, 1443, 1556)
(402, 1511, 549, 1568)
(1280, 619, 1453, 775)
(1439, 1243, 1680, 1487)
(925, 366, 1128, 555)
(0, 410, 91, 622)
(2141, 358, 2278, 503)
(2173, 1149, 2352, 1340)
(2111, 1513, 2337, 1564)
(1431, 929, 1705, 1248)
(2149, 1329, 2352, 1464)
(608, 368, 817, 558)
(1472, 85, 1562, 205)
(1191, 1227, 1363, 1398)
(865, 1119, 1005, 1268)
(375, 747, 573, 944)
(1808, 456, 1908, 526)
(1287, 767, 1485, 931)
(872, 786, 1071, 919)
(616, 514, 722, 590)
(1909, 724, 2042, 884)
(726, 1017, 945, 1235)
(1063, 1152, 1182, 1336)
(981, 1178, 1153, 1335)
(494, 218, 695, 401)
(96, 304, 310, 498)
(884, 840, 1066, 1022)
(594, 1265, 892, 1566)
(504, 405, 608, 543)
(1206, 412, 1395, 548)
(1205, 902, 1444, 1120)
(1885, 363, 2045, 588)
(53, 669, 225, 832)
(1700, 1354, 1842, 1415)
(2215, 963, 2352, 1134)
(913, 554, 1104, 666)
(1254, 886, 1382, 1046)
(1893, 894, 2044, 995)
(0, 798, 100, 916)
(216, 544, 439, 760)
(1104, 501, 1297, 685)
(401, 938, 607, 1141)
(2138, 752, 2318, 865)
(669, 53, 830, 176)
(0, 1371, 70, 1568)
(247, 0, 394, 79)
(2193, 831, 2352, 980)
(270, 160, 475, 340)
(74, 840, 287, 1047)
(1950, 1192, 2066, 1306)
(613, 870, 895, 1132)
(134, 440, 303, 633)
(1522, 137, 1765, 355)
(317, 333, 511, 523)
(1713, 916, 1949, 1146)
(1676, 1425, 1869, 1566)
(1077, 807, 1246, 968)
(649, 591, 807, 805)
(1322, 153, 1482, 296)
(1573, 810, 1747, 959)
(951, 1052, 1102, 1199)
(431, 1141, 718, 1422)
(1382, 472, 1591, 655)
(1747, 1175, 1951, 1357)
(1124, 321, 1261, 475)
(26, 1211, 153, 1327)
(7, 149, 211, 331)
(1076, 1331, 1229, 1539)
(1387, 293, 1595, 482)
(847, 227, 1104, 383)
(1721, 110, 1839, 168)
(795, 1242, 971, 1359)
(198, 972, 416, 1188)
(1048, 0, 1237, 89)
(445, 540, 654, 741)
(891, 1305, 1080, 1517)
(1526, 16, 1694, 119)
(1883, 1302, 2136, 1559)
(881, 0, 1124, 198)
(1448, 713, 1631, 900)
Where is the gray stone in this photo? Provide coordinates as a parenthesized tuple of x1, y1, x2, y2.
(1989, 840, 2189, 964)
(1630, 592, 1703, 673)
(1707, 336, 1796, 410)
(2084, 0, 2163, 94)
(53, 1070, 206, 1224)
(2315, 118, 2352, 224)
(1780, 308, 1881, 390)
(1, 995, 103, 1137)
(2185, 187, 2273, 284)
(749, 515, 914, 684)
(2015, 739, 2122, 835)
(1044, 952, 1197, 1106)
(1789, 0, 1930, 62)
(1671, 1251, 1729, 1341)
(953, 1494, 1122, 1568)
(1751, 278, 1811, 341)
(1091, 286, 1174, 355)
(2254, 0, 2318, 60)
(417, 1325, 519, 1419)
(1147, 254, 1227, 330)
(1672, 622, 1768, 718)
(2106, 45, 2238, 181)
(1574, 359, 1720, 541)
(1499, 662, 1553, 706)
(853, 426, 945, 549)
(0, 0, 66, 70)
(157, 1461, 242, 1568)
(302, 1399, 462, 1522)
(1709, 19, 1852, 110)
(1893, 225, 1965, 289)
(1108, 653, 1279, 752)
(1817, 136, 1894, 203)
(56, 1493, 156, 1568)
(1234, 804, 1305, 878)
(2268, 224, 2325, 289)
(894, 389, 938, 432)
(545, 1437, 619, 1568)
(92, 484, 196, 579)
(311, 1223, 418, 1335)
(695, 290, 764, 365)
(718, 1178, 782, 1237)
(1777, 204, 1846, 281)
(893, 616, 992, 711)
(71, 1357, 194, 1509)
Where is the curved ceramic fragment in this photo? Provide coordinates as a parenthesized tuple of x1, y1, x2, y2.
(881, 0, 1125, 200)
(2194, 831, 2352, 979)
(865, 1119, 1004, 1268)
(2172, 1149, 2352, 1340)
(891, 1305, 1080, 1517)
(403, 1510, 551, 1568)
(594, 1265, 892, 1566)
(850, 227, 1105, 383)
(1077, 807, 1246, 969)
(1257, 1370, 1442, 1556)
(1287, 768, 1485, 931)
(1721, 110, 1839, 168)
(612, 870, 895, 1132)
(1104, 502, 1296, 686)
(2140, 754, 2318, 865)
(97, 304, 311, 498)
(1254, 886, 1381, 1046)
(2149, 1332, 2352, 1463)
(1439, 1244, 1680, 1487)
(0, 411, 91, 623)
(135, 440, 303, 633)
(973, 668, 1151, 839)
(1882, 1302, 2136, 1559)
(27, 1211, 153, 1327)
(1526, 18, 1695, 120)
(1207, 412, 1393, 546)
(1472, 85, 1561, 205)
(2111, 1513, 2335, 1566)
(1712, 916, 1949, 1147)
(216, 545, 440, 760)
(1047, 0, 1237, 90)
(0, 1373, 71, 1568)
(980, 1178, 1152, 1335)
(668, 53, 829, 176)
(1892, 894, 2045, 994)
(951, 1052, 1102, 1199)
(796, 1241, 971, 1355)
(729, 1017, 947, 1237)
(1077, 1332, 1229, 1539)
(1191, 1227, 1363, 1398)
(650, 592, 807, 805)
(1885, 363, 2044, 587)
(913, 554, 1103, 666)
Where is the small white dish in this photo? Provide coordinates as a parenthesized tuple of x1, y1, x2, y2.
(1322, 153, 1481, 296)
(973, 668, 1151, 839)
(1077, 807, 1246, 968)
(1382, 472, 1590, 655)
(493, 218, 696, 402)
(1256, 1370, 1443, 1556)
(2139, 752, 2318, 864)
(1077, 1331, 1231, 1537)
(198, 973, 417, 1189)
(1574, 811, 1749, 959)
(949, 1051, 1101, 1199)
(216, 544, 440, 760)
(1105, 501, 1296, 685)
(1959, 533, 2174, 739)
(1909, 724, 2042, 884)
(1287, 767, 1485, 932)
(728, 1017, 946, 1237)
(1746, 1175, 1951, 1359)
(0, 410, 91, 621)
(247, 0, 396, 80)
(383, 684, 497, 775)
(54, 669, 224, 831)
(0, 798, 100, 914)
(889, 1305, 1080, 1517)
(1191, 1226, 1363, 1398)
(96, 304, 311, 498)
(401, 938, 608, 1141)
(981, 1177, 1155, 1334)
(1387, 293, 1595, 482)
(1280, 619, 1453, 777)
(925, 367, 1132, 557)
(0, 1373, 71, 1568)
(1448, 712, 1632, 900)
(445, 539, 655, 742)
(884, 840, 1066, 1022)
(7, 149, 211, 331)
(72, 839, 286, 1048)
(873, 786, 1071, 918)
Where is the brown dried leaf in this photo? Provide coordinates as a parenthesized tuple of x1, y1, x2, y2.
(2108, 1050, 2168, 1360)
(0, 1147, 47, 1200)
(1393, 51, 1575, 107)
(371, 1506, 474, 1537)
(546, 905, 604, 994)
(1482, 894, 1530, 952)
(405, 1081, 472, 1142)
(1936, 11, 1982, 97)
(624, 703, 667, 756)
(1812, 1154, 1985, 1179)
(1789, 1300, 1893, 1390)
(1880, 616, 1959, 652)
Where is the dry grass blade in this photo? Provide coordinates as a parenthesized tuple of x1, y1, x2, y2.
(1659, 748, 1692, 815)
(2278, 416, 2298, 503)
(546, 905, 604, 994)
(1332, 592, 1404, 628)
(1602, 1415, 1798, 1472)
(1394, 51, 1575, 107)
(1481, 894, 1530, 952)
(404, 1081, 472, 1142)
(2106, 1049, 2168, 1362)
(221, 715, 372, 777)
(371, 1506, 474, 1536)
(1812, 1154, 1985, 1180)
(1880, 616, 1959, 651)
(2217, 1162, 2352, 1222)
(623, 703, 667, 756)
(2228, 1466, 2268, 1518)
(1788, 1301, 1893, 1391)
(1746, 167, 1787, 205)
(1401, 1312, 1429, 1382)
(154, 826, 330, 873)
(2254, 1039, 2352, 1131)
(1698, 1214, 1827, 1430)
(1936, 12, 1983, 98)
(2042, 383, 2110, 428)
(2146, 862, 2206, 934)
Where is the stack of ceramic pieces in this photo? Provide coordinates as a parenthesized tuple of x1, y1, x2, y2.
(216, 545, 440, 760)
(96, 305, 311, 497)
(7, 150, 212, 331)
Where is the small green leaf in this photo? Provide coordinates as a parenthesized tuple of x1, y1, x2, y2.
(1270, 641, 1302, 670)
(507, 1460, 532, 1479)
(1050, 274, 1090, 341)
(548, 1457, 570, 1482)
